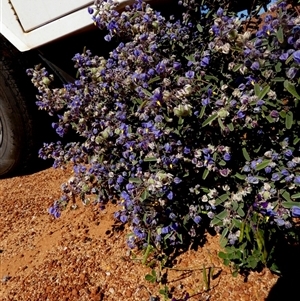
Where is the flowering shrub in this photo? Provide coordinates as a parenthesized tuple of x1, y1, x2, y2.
(28, 0, 300, 273)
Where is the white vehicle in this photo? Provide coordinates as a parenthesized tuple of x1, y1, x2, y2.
(0, 0, 166, 176)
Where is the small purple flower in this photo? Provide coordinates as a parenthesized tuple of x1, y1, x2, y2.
(294, 176, 300, 185)
(164, 143, 172, 152)
(161, 226, 170, 234)
(167, 191, 174, 200)
(223, 153, 231, 161)
(291, 206, 300, 217)
(200, 57, 210, 67)
(120, 215, 128, 223)
(275, 218, 285, 226)
(251, 61, 260, 70)
(270, 110, 279, 118)
(293, 50, 300, 64)
(265, 166, 272, 174)
(237, 110, 245, 119)
(286, 67, 298, 79)
(279, 52, 289, 60)
(185, 70, 195, 79)
(247, 176, 259, 184)
(88, 7, 94, 14)
(271, 173, 281, 181)
(219, 168, 230, 177)
(173, 62, 181, 70)
(193, 215, 201, 224)
(216, 7, 223, 17)
(184, 147, 191, 154)
(284, 149, 293, 157)
(173, 177, 182, 184)
(104, 34, 111, 42)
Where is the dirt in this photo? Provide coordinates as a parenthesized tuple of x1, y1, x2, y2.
(0, 166, 279, 301)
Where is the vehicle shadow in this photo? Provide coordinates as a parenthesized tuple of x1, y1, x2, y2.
(265, 230, 300, 301)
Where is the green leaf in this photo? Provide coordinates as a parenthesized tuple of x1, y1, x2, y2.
(148, 76, 161, 84)
(197, 23, 203, 32)
(285, 111, 293, 129)
(293, 137, 300, 145)
(218, 160, 226, 166)
(216, 210, 228, 220)
(291, 193, 300, 199)
(255, 160, 270, 171)
(258, 85, 270, 100)
(276, 26, 284, 43)
(242, 147, 250, 161)
(284, 80, 300, 100)
(233, 63, 242, 72)
(204, 75, 219, 82)
(140, 190, 149, 201)
(266, 115, 274, 123)
(275, 62, 282, 73)
(237, 207, 245, 217)
(129, 177, 142, 184)
(279, 110, 286, 118)
(228, 123, 234, 131)
(211, 217, 223, 226)
(282, 201, 300, 208)
(145, 272, 156, 283)
(234, 173, 246, 180)
(144, 157, 157, 162)
(142, 88, 153, 97)
(199, 105, 206, 119)
(239, 222, 245, 243)
(202, 168, 209, 180)
(202, 113, 218, 127)
(281, 190, 292, 202)
(218, 252, 228, 259)
(254, 84, 261, 97)
(218, 117, 225, 130)
(271, 77, 285, 82)
(215, 193, 229, 205)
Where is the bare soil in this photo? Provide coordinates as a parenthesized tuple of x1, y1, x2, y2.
(0, 166, 279, 301)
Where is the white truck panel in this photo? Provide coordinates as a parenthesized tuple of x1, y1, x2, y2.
(10, 0, 93, 32)
(0, 0, 140, 52)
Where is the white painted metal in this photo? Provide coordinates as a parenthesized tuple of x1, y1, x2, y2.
(0, 0, 142, 52)
(10, 0, 93, 32)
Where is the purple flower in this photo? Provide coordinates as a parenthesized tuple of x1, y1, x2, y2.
(237, 111, 245, 119)
(284, 149, 293, 157)
(104, 34, 112, 42)
(173, 62, 181, 70)
(200, 57, 210, 67)
(185, 70, 195, 79)
(223, 153, 231, 161)
(251, 61, 260, 70)
(270, 110, 279, 118)
(293, 50, 300, 64)
(120, 215, 128, 223)
(247, 176, 259, 184)
(219, 168, 230, 177)
(292, 206, 300, 217)
(184, 147, 191, 154)
(265, 166, 272, 174)
(88, 7, 94, 14)
(167, 191, 174, 200)
(286, 67, 298, 79)
(161, 226, 170, 234)
(279, 52, 289, 60)
(193, 216, 201, 224)
(173, 177, 182, 184)
(271, 173, 281, 181)
(294, 176, 300, 185)
(216, 7, 223, 17)
(156, 61, 166, 74)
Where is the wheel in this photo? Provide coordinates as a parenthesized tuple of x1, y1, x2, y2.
(0, 59, 34, 177)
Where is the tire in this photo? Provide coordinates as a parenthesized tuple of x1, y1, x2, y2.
(0, 59, 34, 177)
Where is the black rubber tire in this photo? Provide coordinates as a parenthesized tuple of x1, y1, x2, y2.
(0, 58, 34, 177)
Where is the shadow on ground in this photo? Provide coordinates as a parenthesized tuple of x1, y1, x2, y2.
(266, 232, 300, 301)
